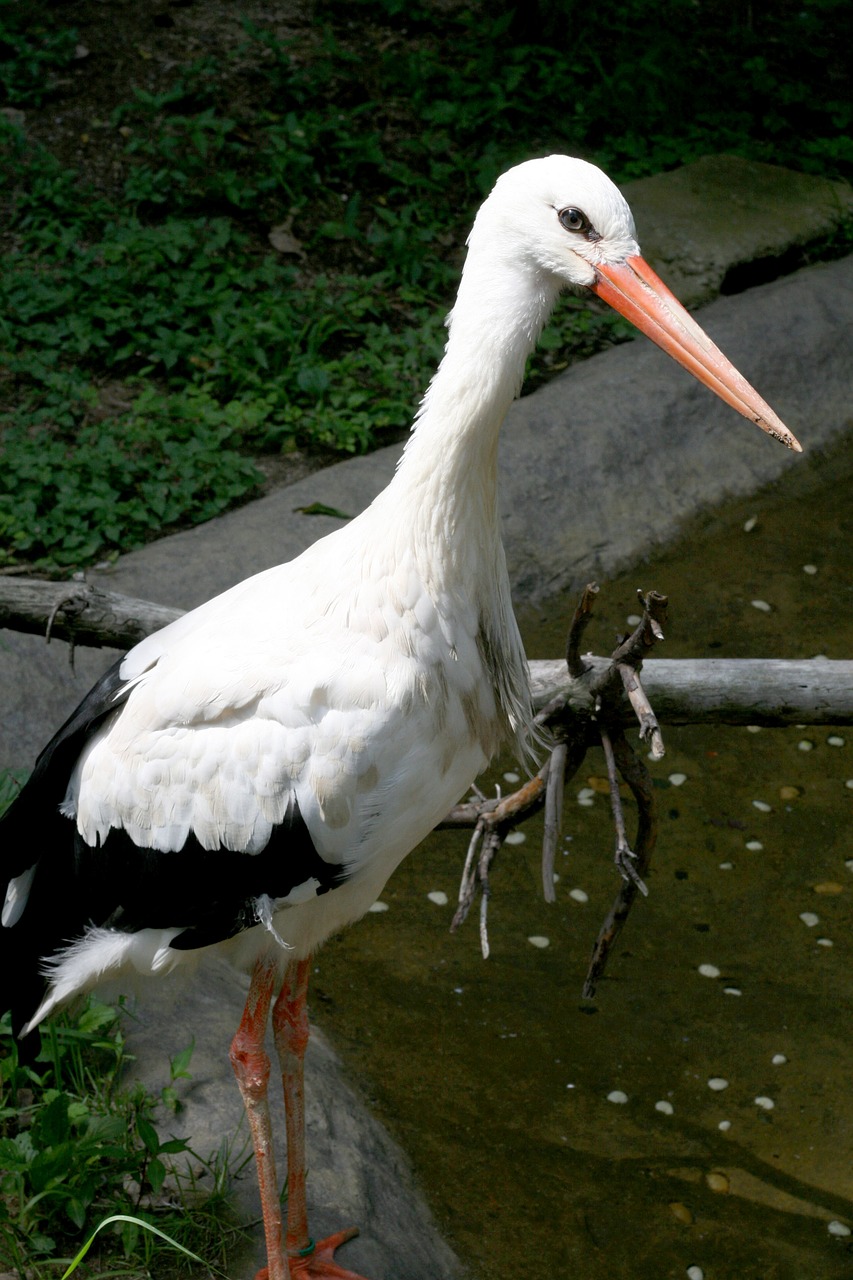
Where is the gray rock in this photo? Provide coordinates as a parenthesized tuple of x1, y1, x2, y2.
(624, 153, 853, 306)
(125, 960, 464, 1280)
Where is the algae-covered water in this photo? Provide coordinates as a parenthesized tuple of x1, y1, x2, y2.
(312, 432, 853, 1280)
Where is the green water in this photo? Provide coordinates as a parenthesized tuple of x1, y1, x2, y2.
(313, 433, 853, 1280)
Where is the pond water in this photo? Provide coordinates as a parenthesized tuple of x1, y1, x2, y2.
(312, 432, 853, 1280)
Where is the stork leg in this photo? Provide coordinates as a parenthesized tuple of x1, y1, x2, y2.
(230, 955, 287, 1280)
(271, 954, 369, 1279)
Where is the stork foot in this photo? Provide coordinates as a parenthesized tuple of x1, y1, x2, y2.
(291, 1227, 369, 1278)
(256, 1227, 370, 1280)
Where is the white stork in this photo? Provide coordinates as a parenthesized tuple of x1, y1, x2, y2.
(0, 156, 799, 1280)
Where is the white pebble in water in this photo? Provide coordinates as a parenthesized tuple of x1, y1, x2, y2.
(723, 987, 743, 997)
(655, 1100, 674, 1115)
(755, 1095, 775, 1110)
(746, 840, 764, 851)
(607, 1090, 628, 1104)
(828, 1221, 852, 1237)
(746, 724, 762, 733)
(718, 861, 734, 870)
(802, 563, 818, 575)
(427, 890, 448, 906)
(687, 1266, 705, 1280)
(718, 1120, 732, 1132)
(771, 1054, 788, 1066)
(817, 937, 834, 948)
(569, 888, 589, 903)
(798, 739, 814, 752)
(626, 613, 642, 626)
(668, 772, 687, 787)
(503, 771, 520, 783)
(504, 830, 526, 845)
(751, 599, 772, 612)
(827, 735, 845, 747)
(698, 964, 721, 978)
(743, 515, 758, 531)
(845, 782, 853, 793)
(799, 912, 820, 928)
(752, 800, 772, 812)
(708, 1077, 729, 1092)
(527, 935, 550, 949)
(369, 901, 389, 913)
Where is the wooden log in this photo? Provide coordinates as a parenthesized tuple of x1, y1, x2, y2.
(1, 579, 851, 726)
(0, 579, 181, 650)
(529, 657, 853, 726)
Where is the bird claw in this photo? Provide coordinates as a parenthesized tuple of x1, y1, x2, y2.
(615, 844, 648, 897)
(255, 1227, 370, 1280)
(292, 1228, 368, 1278)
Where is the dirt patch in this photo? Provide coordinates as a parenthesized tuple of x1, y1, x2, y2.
(16, 0, 313, 203)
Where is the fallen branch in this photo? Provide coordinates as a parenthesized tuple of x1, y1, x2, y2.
(450, 584, 667, 971)
(529, 655, 853, 726)
(2, 578, 851, 723)
(0, 578, 181, 651)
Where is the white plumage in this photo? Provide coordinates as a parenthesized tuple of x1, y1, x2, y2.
(1, 155, 798, 1280)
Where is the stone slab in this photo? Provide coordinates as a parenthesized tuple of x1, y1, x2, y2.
(625, 153, 853, 306)
(125, 960, 464, 1280)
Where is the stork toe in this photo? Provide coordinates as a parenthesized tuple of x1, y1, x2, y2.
(254, 1227, 368, 1280)
(288, 1226, 368, 1278)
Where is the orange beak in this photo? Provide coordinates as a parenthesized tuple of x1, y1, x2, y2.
(590, 255, 801, 452)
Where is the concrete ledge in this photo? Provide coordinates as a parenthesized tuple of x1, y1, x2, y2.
(626, 154, 853, 307)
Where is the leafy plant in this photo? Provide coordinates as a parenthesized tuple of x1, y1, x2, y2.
(0, 2, 80, 107)
(1, 1, 851, 574)
(0, 998, 244, 1276)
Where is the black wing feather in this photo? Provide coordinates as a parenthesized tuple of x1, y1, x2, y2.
(0, 655, 349, 1041)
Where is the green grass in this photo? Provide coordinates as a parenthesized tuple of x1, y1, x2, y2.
(1, 0, 852, 573)
(0, 998, 246, 1278)
(0, 775, 247, 1278)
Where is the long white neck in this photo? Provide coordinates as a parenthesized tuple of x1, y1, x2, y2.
(378, 245, 560, 567)
(366, 243, 560, 757)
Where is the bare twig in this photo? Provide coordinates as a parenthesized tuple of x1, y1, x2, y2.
(541, 742, 567, 903)
(599, 726, 647, 897)
(450, 771, 550, 952)
(583, 733, 658, 999)
(451, 583, 669, 992)
(618, 662, 664, 760)
(566, 581, 599, 678)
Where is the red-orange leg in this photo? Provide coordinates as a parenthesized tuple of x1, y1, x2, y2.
(230, 955, 287, 1280)
(271, 955, 369, 1279)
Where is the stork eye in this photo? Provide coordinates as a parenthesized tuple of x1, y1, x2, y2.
(558, 206, 592, 234)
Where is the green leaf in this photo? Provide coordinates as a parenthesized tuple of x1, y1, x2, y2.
(135, 1115, 160, 1155)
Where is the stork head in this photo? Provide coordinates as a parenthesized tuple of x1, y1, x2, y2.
(473, 155, 801, 452)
